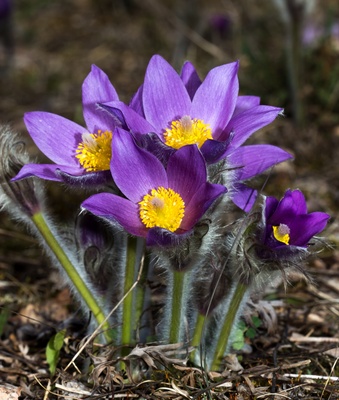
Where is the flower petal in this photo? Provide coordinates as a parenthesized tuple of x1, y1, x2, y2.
(111, 128, 168, 202)
(82, 65, 119, 132)
(200, 135, 234, 164)
(129, 84, 144, 116)
(231, 183, 258, 212)
(191, 61, 239, 138)
(227, 145, 293, 181)
(24, 112, 84, 166)
(100, 101, 155, 134)
(166, 145, 207, 205)
(270, 190, 307, 223)
(82, 193, 147, 237)
(222, 105, 283, 149)
(180, 61, 201, 99)
(233, 95, 260, 117)
(142, 55, 191, 132)
(289, 212, 330, 246)
(13, 163, 81, 182)
(56, 169, 112, 186)
(181, 182, 227, 230)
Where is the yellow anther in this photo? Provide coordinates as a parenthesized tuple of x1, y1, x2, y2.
(75, 130, 112, 172)
(272, 224, 290, 245)
(164, 115, 212, 149)
(139, 186, 185, 232)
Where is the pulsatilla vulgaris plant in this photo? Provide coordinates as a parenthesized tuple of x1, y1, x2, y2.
(1, 54, 330, 373)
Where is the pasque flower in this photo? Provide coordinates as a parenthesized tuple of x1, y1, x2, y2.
(262, 189, 330, 254)
(101, 55, 285, 165)
(225, 189, 330, 285)
(81, 128, 227, 246)
(100, 55, 292, 211)
(13, 65, 119, 185)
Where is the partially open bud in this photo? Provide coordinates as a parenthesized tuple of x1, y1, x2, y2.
(0, 125, 42, 218)
(226, 190, 330, 286)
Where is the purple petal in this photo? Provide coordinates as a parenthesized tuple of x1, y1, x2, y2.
(133, 132, 175, 166)
(233, 96, 261, 117)
(191, 61, 239, 138)
(227, 145, 293, 181)
(13, 163, 68, 182)
(287, 189, 308, 215)
(290, 212, 330, 246)
(270, 190, 307, 223)
(82, 65, 119, 132)
(200, 134, 234, 164)
(56, 169, 113, 186)
(129, 84, 144, 116)
(142, 55, 191, 132)
(24, 112, 84, 166)
(265, 195, 280, 220)
(12, 163, 112, 186)
(100, 101, 155, 134)
(82, 193, 147, 237)
(182, 182, 226, 230)
(180, 61, 201, 99)
(222, 106, 283, 149)
(111, 128, 167, 202)
(166, 145, 207, 205)
(231, 183, 258, 212)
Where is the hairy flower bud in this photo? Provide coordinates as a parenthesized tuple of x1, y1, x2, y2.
(0, 125, 42, 218)
(226, 191, 330, 286)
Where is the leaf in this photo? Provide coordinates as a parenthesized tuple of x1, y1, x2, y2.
(245, 327, 256, 339)
(46, 329, 66, 375)
(232, 327, 245, 350)
(251, 315, 262, 328)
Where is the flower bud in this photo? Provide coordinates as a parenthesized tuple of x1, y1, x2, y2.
(0, 125, 42, 218)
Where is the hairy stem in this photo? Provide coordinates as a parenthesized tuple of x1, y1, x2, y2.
(169, 269, 190, 344)
(31, 212, 111, 343)
(121, 236, 138, 349)
(209, 282, 248, 371)
(190, 312, 207, 364)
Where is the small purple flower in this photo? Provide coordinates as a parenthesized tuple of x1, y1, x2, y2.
(262, 189, 330, 253)
(101, 55, 284, 165)
(13, 65, 119, 185)
(82, 128, 226, 246)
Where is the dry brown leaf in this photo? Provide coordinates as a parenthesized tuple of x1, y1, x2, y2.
(0, 384, 21, 400)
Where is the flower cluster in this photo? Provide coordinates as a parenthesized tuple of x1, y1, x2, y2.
(5, 55, 330, 371)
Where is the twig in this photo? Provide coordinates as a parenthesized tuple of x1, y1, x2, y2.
(284, 373, 339, 382)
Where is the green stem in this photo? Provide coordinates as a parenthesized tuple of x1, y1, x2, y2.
(169, 270, 188, 344)
(31, 212, 111, 343)
(190, 312, 207, 363)
(191, 312, 206, 348)
(121, 236, 137, 348)
(210, 282, 248, 371)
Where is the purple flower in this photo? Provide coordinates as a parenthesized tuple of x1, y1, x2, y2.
(99, 56, 291, 211)
(101, 55, 284, 165)
(13, 65, 119, 185)
(262, 189, 330, 252)
(81, 128, 227, 246)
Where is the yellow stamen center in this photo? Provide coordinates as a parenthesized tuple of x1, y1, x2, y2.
(75, 130, 112, 172)
(272, 224, 290, 245)
(139, 186, 185, 232)
(163, 115, 213, 149)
